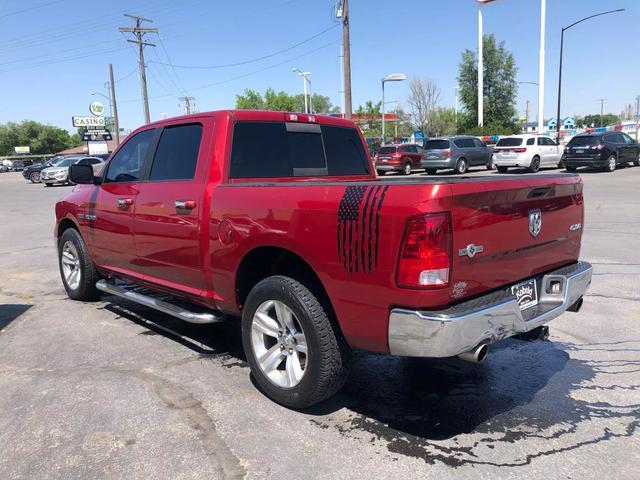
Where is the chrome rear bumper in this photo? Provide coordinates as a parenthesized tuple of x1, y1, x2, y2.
(388, 261, 592, 357)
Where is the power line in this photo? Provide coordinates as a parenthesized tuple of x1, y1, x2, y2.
(115, 66, 139, 83)
(119, 41, 336, 104)
(148, 24, 339, 70)
(0, 0, 65, 20)
(156, 35, 189, 95)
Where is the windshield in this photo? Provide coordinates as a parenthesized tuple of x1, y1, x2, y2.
(51, 157, 67, 166)
(569, 136, 599, 147)
(496, 137, 524, 147)
(425, 139, 450, 150)
(378, 147, 397, 154)
(55, 158, 77, 167)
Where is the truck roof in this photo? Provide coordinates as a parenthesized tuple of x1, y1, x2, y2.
(144, 110, 356, 129)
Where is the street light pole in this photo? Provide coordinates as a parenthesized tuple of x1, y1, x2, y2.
(478, 4, 483, 127)
(538, 0, 546, 134)
(292, 68, 311, 114)
(555, 8, 625, 144)
(381, 73, 406, 145)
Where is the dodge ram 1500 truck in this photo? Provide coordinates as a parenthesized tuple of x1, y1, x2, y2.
(56, 110, 592, 408)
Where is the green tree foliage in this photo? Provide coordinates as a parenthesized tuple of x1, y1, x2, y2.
(429, 108, 458, 137)
(0, 121, 79, 156)
(576, 114, 620, 128)
(235, 88, 338, 113)
(458, 34, 518, 134)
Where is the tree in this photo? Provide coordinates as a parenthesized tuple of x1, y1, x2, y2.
(577, 113, 620, 128)
(458, 34, 518, 133)
(0, 121, 78, 156)
(430, 108, 457, 137)
(235, 88, 338, 113)
(406, 77, 441, 134)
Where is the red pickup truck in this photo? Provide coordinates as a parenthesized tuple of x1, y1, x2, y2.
(56, 110, 592, 408)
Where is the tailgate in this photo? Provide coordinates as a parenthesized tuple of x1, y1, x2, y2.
(447, 175, 583, 300)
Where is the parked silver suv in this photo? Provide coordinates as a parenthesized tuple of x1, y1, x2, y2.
(421, 136, 494, 174)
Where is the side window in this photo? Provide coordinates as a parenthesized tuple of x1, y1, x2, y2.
(407, 145, 417, 153)
(473, 138, 484, 148)
(149, 124, 203, 181)
(621, 133, 634, 144)
(527, 138, 535, 146)
(463, 138, 475, 148)
(547, 138, 557, 146)
(416, 145, 424, 154)
(105, 129, 154, 183)
(453, 140, 464, 148)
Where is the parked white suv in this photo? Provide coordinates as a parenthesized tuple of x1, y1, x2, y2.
(493, 135, 562, 173)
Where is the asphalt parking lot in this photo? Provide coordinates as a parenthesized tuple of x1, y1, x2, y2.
(1, 166, 638, 480)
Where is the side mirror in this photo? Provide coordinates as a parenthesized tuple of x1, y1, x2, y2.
(69, 164, 97, 184)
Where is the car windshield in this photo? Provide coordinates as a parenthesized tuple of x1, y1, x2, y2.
(378, 147, 397, 154)
(569, 136, 599, 147)
(496, 138, 524, 147)
(425, 139, 450, 150)
(55, 158, 77, 167)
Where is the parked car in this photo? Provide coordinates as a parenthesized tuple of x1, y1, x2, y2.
(56, 110, 592, 408)
(563, 132, 640, 172)
(9, 159, 25, 172)
(41, 156, 105, 186)
(492, 135, 562, 173)
(0, 164, 8, 173)
(374, 143, 424, 175)
(22, 156, 66, 183)
(421, 136, 493, 174)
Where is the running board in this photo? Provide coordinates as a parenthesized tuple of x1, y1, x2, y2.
(96, 279, 223, 325)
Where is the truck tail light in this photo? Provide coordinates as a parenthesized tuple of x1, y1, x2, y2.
(396, 213, 452, 289)
(514, 148, 527, 153)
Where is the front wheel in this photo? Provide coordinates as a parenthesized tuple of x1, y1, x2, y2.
(242, 275, 349, 409)
(496, 166, 509, 173)
(634, 152, 640, 166)
(58, 228, 101, 301)
(402, 162, 412, 176)
(30, 171, 40, 183)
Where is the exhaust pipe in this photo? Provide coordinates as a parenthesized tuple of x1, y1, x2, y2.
(458, 344, 489, 364)
(567, 297, 583, 313)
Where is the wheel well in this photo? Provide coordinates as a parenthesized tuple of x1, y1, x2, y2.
(57, 218, 79, 240)
(235, 247, 339, 329)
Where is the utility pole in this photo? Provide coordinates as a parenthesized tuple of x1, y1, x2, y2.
(635, 95, 639, 142)
(477, 4, 484, 127)
(597, 98, 607, 127)
(119, 14, 157, 124)
(178, 96, 195, 115)
(537, 0, 546, 134)
(108, 64, 120, 146)
(342, 0, 352, 119)
(525, 99, 530, 125)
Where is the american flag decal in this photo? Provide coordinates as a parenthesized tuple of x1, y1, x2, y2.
(337, 185, 389, 273)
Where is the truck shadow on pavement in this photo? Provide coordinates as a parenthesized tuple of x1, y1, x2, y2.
(0, 304, 32, 330)
(101, 298, 640, 468)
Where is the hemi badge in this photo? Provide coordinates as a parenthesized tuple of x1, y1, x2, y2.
(569, 223, 582, 232)
(459, 243, 484, 258)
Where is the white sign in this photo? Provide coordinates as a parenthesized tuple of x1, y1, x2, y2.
(73, 116, 105, 127)
(87, 141, 108, 155)
(14, 146, 30, 154)
(89, 101, 105, 116)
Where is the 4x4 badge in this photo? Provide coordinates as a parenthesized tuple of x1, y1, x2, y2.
(529, 209, 542, 237)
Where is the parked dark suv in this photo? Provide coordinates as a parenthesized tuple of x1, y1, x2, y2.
(374, 143, 424, 175)
(22, 156, 65, 183)
(564, 132, 640, 172)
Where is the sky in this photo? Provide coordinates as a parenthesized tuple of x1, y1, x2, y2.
(0, 0, 638, 133)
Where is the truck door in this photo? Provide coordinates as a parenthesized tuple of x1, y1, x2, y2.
(133, 121, 208, 294)
(89, 128, 156, 276)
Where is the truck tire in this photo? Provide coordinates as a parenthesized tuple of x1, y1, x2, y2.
(242, 275, 349, 409)
(58, 228, 101, 301)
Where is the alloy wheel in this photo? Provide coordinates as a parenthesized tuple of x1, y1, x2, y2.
(251, 300, 308, 388)
(61, 241, 81, 290)
(403, 163, 411, 175)
(608, 156, 616, 172)
(30, 172, 40, 183)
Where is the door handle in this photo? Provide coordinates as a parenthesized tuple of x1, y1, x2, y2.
(117, 198, 134, 207)
(174, 200, 196, 210)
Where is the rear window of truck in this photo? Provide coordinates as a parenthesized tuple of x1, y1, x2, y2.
(230, 122, 370, 178)
(425, 139, 450, 150)
(496, 137, 524, 147)
(569, 136, 599, 147)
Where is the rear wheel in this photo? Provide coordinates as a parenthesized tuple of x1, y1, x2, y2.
(242, 275, 349, 409)
(402, 162, 412, 176)
(496, 166, 509, 173)
(634, 152, 640, 166)
(486, 156, 495, 170)
(58, 228, 101, 301)
(29, 171, 40, 183)
(454, 158, 467, 174)
(528, 156, 541, 173)
(606, 155, 616, 172)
